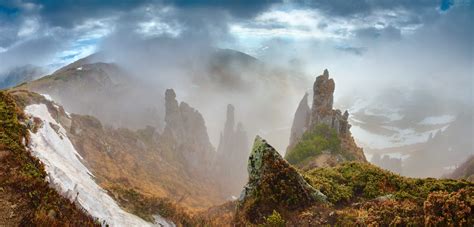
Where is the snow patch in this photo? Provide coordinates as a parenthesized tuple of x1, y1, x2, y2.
(25, 104, 173, 227)
(41, 93, 54, 102)
(40, 93, 71, 118)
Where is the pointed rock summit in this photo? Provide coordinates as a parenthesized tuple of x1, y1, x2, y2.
(311, 69, 335, 120)
(214, 104, 249, 196)
(287, 70, 366, 167)
(236, 136, 326, 224)
(288, 93, 311, 149)
(162, 88, 214, 174)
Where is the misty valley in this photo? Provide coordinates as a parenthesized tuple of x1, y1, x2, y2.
(0, 1, 473, 226)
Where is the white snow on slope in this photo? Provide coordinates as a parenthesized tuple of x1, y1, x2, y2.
(25, 104, 174, 227)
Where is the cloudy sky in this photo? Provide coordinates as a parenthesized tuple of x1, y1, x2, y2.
(0, 0, 472, 150)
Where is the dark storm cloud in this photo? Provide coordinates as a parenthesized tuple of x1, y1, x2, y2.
(4, 0, 151, 27)
(1, 0, 281, 29)
(296, 0, 438, 17)
(168, 0, 282, 18)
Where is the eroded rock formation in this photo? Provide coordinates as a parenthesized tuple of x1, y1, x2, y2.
(309, 69, 351, 136)
(287, 69, 366, 166)
(162, 89, 215, 174)
(214, 104, 250, 197)
(288, 93, 311, 149)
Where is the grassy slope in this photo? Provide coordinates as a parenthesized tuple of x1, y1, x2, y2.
(9, 89, 224, 226)
(0, 91, 98, 226)
(244, 161, 474, 226)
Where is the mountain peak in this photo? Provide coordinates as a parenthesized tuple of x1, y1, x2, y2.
(286, 69, 366, 168)
(311, 70, 335, 120)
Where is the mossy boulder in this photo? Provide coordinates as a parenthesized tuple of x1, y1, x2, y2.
(236, 136, 326, 224)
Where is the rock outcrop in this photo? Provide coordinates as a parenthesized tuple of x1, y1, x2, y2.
(214, 104, 250, 197)
(162, 89, 215, 174)
(309, 69, 350, 136)
(236, 136, 326, 224)
(288, 93, 311, 150)
(287, 69, 366, 167)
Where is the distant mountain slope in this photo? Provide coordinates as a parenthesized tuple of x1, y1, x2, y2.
(14, 48, 309, 153)
(9, 90, 224, 214)
(368, 111, 473, 178)
(447, 155, 474, 181)
(0, 65, 45, 89)
(15, 60, 163, 130)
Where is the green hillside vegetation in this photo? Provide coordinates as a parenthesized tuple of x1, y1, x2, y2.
(285, 124, 341, 165)
(305, 162, 472, 204)
(232, 137, 473, 226)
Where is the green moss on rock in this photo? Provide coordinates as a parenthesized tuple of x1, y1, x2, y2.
(236, 136, 326, 225)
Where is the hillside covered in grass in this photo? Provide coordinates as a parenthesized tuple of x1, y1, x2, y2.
(227, 137, 474, 226)
(0, 91, 98, 226)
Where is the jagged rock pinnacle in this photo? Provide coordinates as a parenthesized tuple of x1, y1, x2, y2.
(214, 104, 249, 196)
(323, 68, 329, 77)
(162, 89, 214, 175)
(311, 70, 335, 121)
(288, 93, 311, 150)
(286, 69, 367, 166)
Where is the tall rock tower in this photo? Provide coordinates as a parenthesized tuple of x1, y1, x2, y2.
(286, 70, 366, 168)
(214, 104, 250, 197)
(161, 89, 215, 175)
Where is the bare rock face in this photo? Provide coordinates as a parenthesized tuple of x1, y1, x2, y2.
(236, 136, 326, 224)
(288, 93, 311, 150)
(163, 89, 214, 174)
(214, 104, 250, 197)
(311, 69, 335, 122)
(309, 69, 350, 136)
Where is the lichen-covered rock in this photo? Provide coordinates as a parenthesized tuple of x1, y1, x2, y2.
(236, 136, 326, 224)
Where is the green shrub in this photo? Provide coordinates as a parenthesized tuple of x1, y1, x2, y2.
(285, 124, 341, 165)
(262, 210, 285, 227)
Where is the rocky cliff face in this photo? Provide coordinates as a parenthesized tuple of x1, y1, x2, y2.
(287, 69, 366, 167)
(236, 136, 326, 224)
(214, 104, 250, 197)
(162, 89, 215, 175)
(288, 93, 311, 150)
